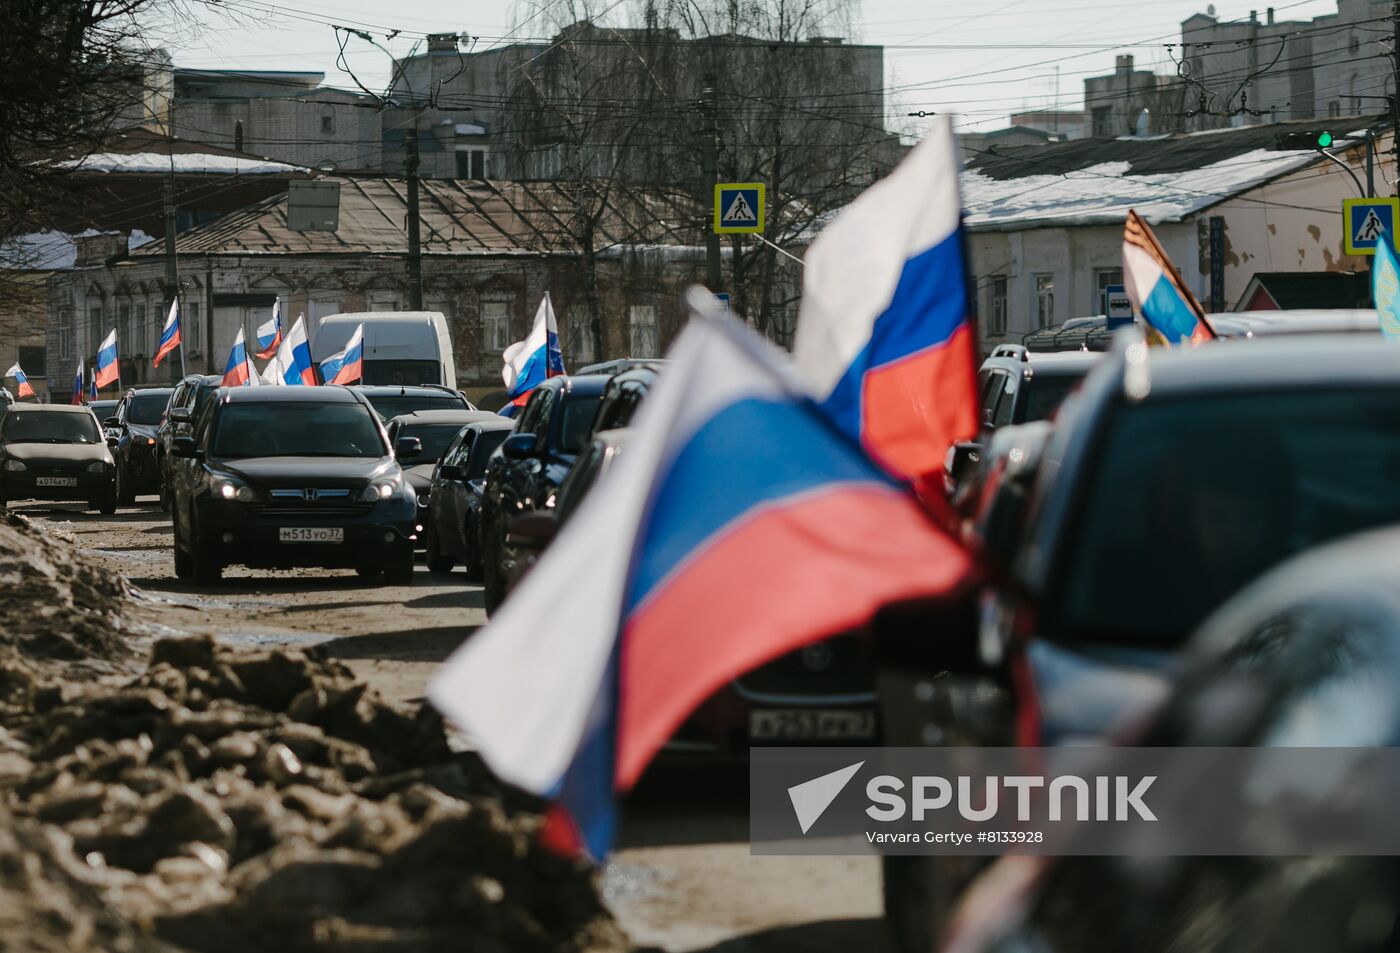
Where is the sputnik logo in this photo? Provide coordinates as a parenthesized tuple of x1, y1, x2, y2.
(787, 761, 864, 834)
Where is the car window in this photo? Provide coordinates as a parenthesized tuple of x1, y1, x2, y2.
(400, 423, 472, 462)
(1, 411, 100, 444)
(362, 360, 442, 386)
(519, 389, 554, 439)
(594, 382, 646, 434)
(1021, 372, 1085, 424)
(558, 396, 604, 454)
(990, 373, 1017, 427)
(127, 393, 170, 425)
(1053, 389, 1400, 647)
(981, 370, 1007, 423)
(446, 431, 472, 467)
(212, 402, 386, 459)
(555, 442, 606, 524)
(467, 430, 510, 477)
(364, 394, 467, 421)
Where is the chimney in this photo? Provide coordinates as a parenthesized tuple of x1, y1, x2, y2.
(1267, 7, 1274, 24)
(427, 33, 459, 52)
(1116, 54, 1134, 75)
(1249, 10, 1257, 23)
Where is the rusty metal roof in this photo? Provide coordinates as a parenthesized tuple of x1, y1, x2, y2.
(135, 177, 704, 257)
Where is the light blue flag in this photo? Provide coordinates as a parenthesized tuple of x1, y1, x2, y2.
(1373, 230, 1400, 340)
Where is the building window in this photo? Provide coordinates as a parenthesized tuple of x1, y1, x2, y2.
(368, 294, 400, 312)
(481, 301, 510, 352)
(1091, 107, 1112, 137)
(987, 277, 1008, 335)
(117, 303, 131, 354)
(134, 304, 147, 355)
(321, 106, 335, 135)
(187, 302, 201, 353)
(58, 309, 74, 360)
(628, 305, 659, 358)
(456, 149, 487, 179)
(1328, 100, 1341, 117)
(1095, 268, 1123, 312)
(17, 346, 45, 378)
(88, 306, 102, 353)
(566, 307, 595, 365)
(1034, 274, 1055, 328)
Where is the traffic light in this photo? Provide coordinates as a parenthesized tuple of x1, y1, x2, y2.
(1276, 130, 1335, 150)
(1317, 131, 1334, 148)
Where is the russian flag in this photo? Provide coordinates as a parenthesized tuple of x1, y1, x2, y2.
(255, 300, 283, 359)
(222, 328, 258, 387)
(5, 364, 35, 400)
(72, 359, 85, 405)
(793, 116, 979, 488)
(501, 294, 565, 408)
(319, 324, 365, 385)
(1123, 209, 1216, 345)
(94, 329, 120, 389)
(153, 299, 182, 368)
(275, 314, 317, 385)
(429, 292, 974, 859)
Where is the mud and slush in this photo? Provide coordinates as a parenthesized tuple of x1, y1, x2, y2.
(0, 510, 627, 953)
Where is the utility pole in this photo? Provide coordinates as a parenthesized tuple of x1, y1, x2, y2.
(405, 110, 424, 311)
(700, 74, 722, 293)
(162, 175, 182, 382)
(1393, 2, 1400, 193)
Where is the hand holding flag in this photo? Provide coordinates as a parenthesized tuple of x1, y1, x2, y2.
(5, 364, 35, 399)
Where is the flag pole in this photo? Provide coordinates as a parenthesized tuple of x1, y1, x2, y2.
(179, 294, 187, 378)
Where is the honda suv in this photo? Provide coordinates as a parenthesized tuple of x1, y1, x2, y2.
(167, 386, 418, 584)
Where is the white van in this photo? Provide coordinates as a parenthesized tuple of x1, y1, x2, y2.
(311, 312, 457, 390)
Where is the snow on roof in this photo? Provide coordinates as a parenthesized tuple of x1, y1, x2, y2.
(54, 152, 304, 175)
(961, 147, 1320, 230)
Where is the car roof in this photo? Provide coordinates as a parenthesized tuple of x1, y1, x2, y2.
(387, 409, 499, 426)
(605, 365, 662, 389)
(557, 374, 613, 397)
(127, 386, 174, 396)
(221, 385, 363, 404)
(465, 417, 517, 434)
(576, 358, 670, 376)
(1208, 309, 1379, 337)
(7, 403, 94, 414)
(1127, 333, 1400, 398)
(349, 384, 461, 396)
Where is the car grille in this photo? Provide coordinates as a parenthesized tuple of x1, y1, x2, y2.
(251, 504, 373, 520)
(732, 634, 875, 700)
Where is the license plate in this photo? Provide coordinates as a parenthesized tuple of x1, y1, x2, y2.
(749, 708, 877, 741)
(278, 527, 344, 543)
(34, 477, 78, 487)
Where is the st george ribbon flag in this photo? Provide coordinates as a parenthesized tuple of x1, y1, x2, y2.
(94, 329, 120, 389)
(793, 115, 978, 486)
(1122, 209, 1216, 345)
(275, 314, 317, 385)
(255, 299, 283, 359)
(221, 329, 259, 387)
(71, 359, 85, 405)
(1373, 230, 1400, 341)
(319, 324, 365, 385)
(501, 293, 565, 415)
(4, 364, 35, 399)
(153, 299, 182, 368)
(429, 289, 975, 860)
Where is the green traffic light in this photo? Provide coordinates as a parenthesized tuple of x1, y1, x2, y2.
(1318, 131, 1334, 148)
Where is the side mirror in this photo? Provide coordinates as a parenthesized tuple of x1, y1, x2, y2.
(506, 511, 558, 551)
(171, 436, 200, 459)
(104, 416, 120, 428)
(501, 433, 539, 460)
(170, 407, 192, 425)
(105, 436, 119, 448)
(946, 440, 983, 488)
(438, 464, 463, 481)
(394, 436, 422, 460)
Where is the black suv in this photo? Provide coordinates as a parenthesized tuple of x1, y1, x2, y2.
(107, 386, 174, 504)
(385, 409, 501, 543)
(0, 404, 116, 513)
(478, 374, 608, 611)
(167, 386, 418, 584)
(349, 385, 474, 423)
(157, 374, 223, 509)
(424, 418, 516, 576)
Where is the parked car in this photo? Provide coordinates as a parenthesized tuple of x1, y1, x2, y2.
(156, 374, 223, 509)
(167, 386, 417, 584)
(879, 331, 1400, 951)
(313, 312, 458, 388)
(424, 418, 516, 575)
(348, 384, 473, 423)
(478, 374, 609, 612)
(0, 404, 115, 513)
(945, 525, 1400, 953)
(107, 386, 174, 504)
(385, 409, 501, 544)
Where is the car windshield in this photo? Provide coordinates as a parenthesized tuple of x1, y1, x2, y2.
(213, 402, 385, 459)
(128, 393, 170, 425)
(1055, 389, 1400, 646)
(467, 430, 510, 477)
(362, 361, 442, 386)
(1022, 372, 1086, 423)
(559, 397, 603, 454)
(91, 402, 118, 420)
(365, 394, 466, 421)
(398, 423, 469, 462)
(1, 411, 100, 444)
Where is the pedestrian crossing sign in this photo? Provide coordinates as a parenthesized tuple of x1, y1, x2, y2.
(714, 183, 765, 234)
(1343, 197, 1400, 256)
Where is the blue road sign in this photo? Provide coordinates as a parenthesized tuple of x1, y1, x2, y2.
(1343, 197, 1400, 256)
(1104, 283, 1133, 329)
(714, 183, 765, 233)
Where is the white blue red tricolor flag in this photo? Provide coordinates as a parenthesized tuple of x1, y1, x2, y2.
(222, 328, 258, 387)
(275, 314, 317, 385)
(1372, 230, 1400, 341)
(793, 116, 978, 488)
(5, 364, 34, 399)
(94, 329, 120, 390)
(153, 299, 182, 368)
(1123, 209, 1216, 345)
(72, 359, 85, 405)
(500, 293, 565, 416)
(255, 299, 283, 359)
(319, 323, 365, 385)
(429, 292, 974, 859)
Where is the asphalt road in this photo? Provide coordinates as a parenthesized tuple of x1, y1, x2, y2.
(16, 497, 889, 953)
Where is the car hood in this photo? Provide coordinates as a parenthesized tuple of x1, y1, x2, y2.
(404, 464, 435, 492)
(215, 456, 398, 484)
(129, 423, 159, 440)
(3, 443, 111, 465)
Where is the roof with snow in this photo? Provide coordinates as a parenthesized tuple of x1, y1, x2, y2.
(55, 152, 304, 175)
(961, 117, 1383, 231)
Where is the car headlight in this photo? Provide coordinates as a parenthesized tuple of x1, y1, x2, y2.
(212, 479, 256, 503)
(3, 460, 25, 472)
(145, 437, 156, 446)
(85, 461, 107, 473)
(360, 476, 401, 502)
